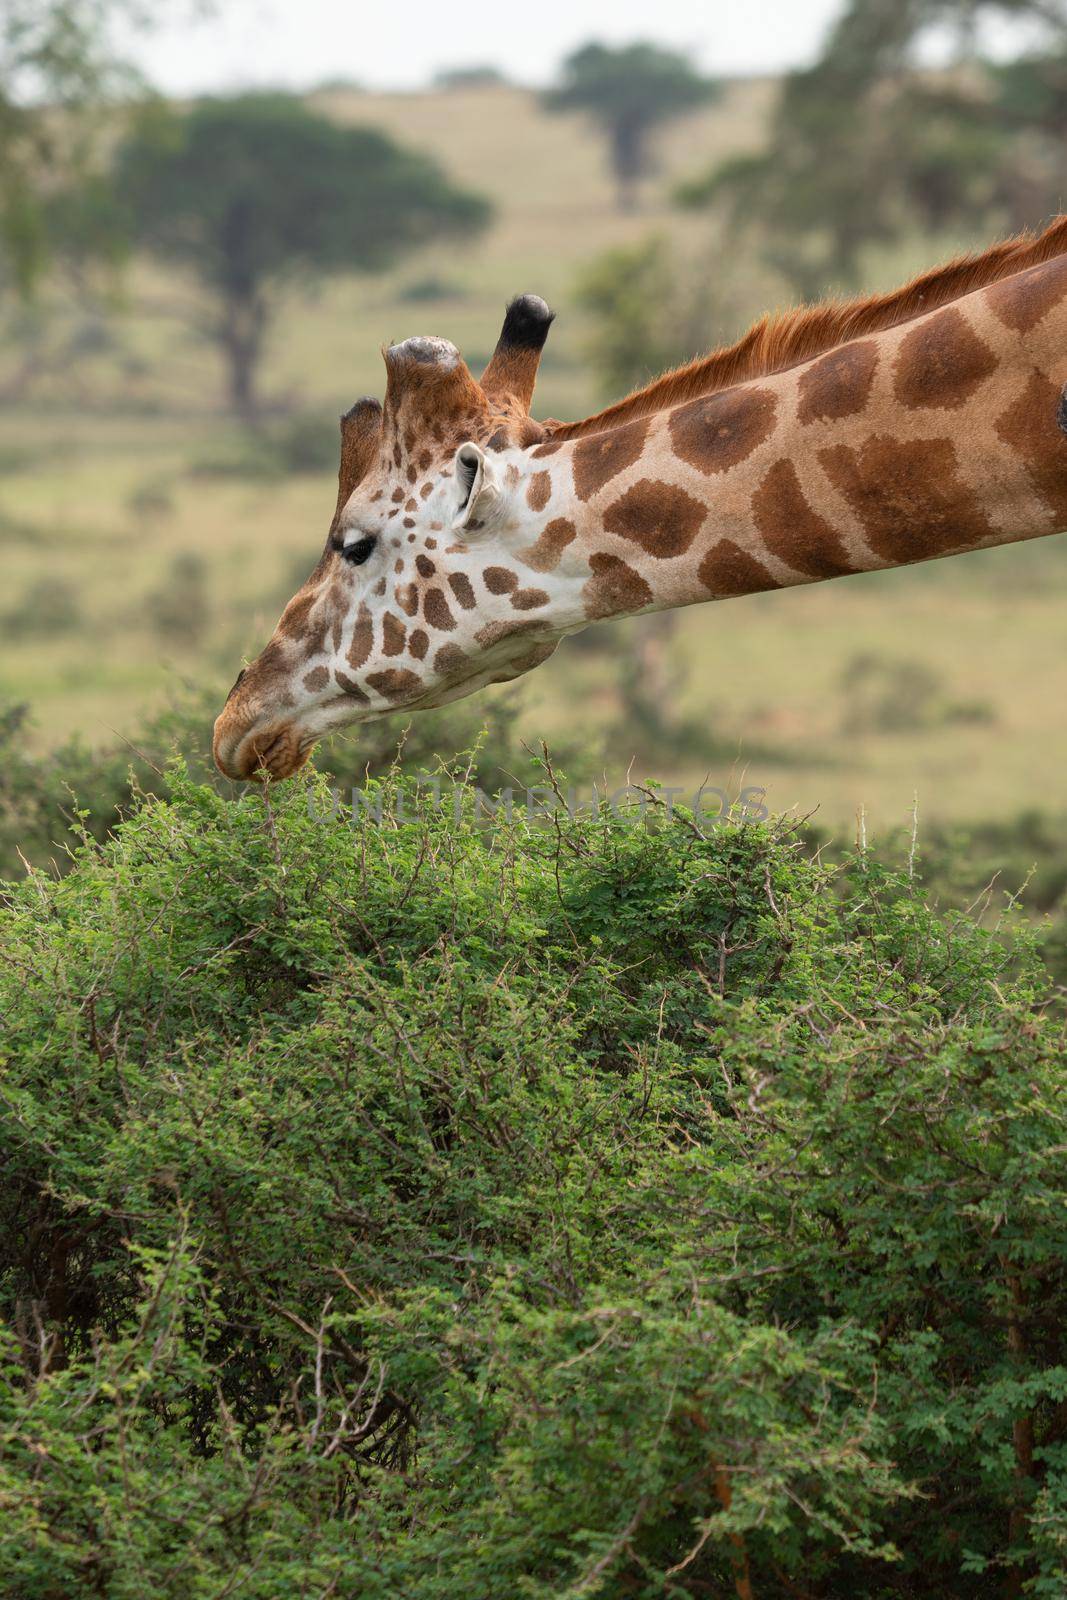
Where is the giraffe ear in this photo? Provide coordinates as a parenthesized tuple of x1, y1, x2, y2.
(332, 397, 382, 531)
(452, 442, 505, 533)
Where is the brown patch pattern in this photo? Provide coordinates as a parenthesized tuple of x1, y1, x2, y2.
(278, 592, 312, 637)
(893, 307, 997, 411)
(510, 587, 550, 610)
(347, 603, 373, 669)
(434, 644, 469, 673)
(506, 643, 558, 674)
(423, 587, 456, 630)
(602, 478, 706, 557)
(668, 387, 777, 476)
(333, 668, 368, 701)
(819, 434, 994, 563)
(571, 416, 650, 501)
(484, 566, 518, 594)
(475, 619, 544, 647)
(448, 572, 476, 610)
(518, 517, 577, 573)
(993, 371, 1067, 523)
(408, 628, 429, 660)
(697, 539, 777, 597)
(751, 459, 856, 578)
(986, 254, 1067, 334)
(382, 612, 407, 655)
(797, 340, 878, 424)
(366, 668, 422, 702)
(302, 666, 329, 692)
(581, 552, 654, 620)
(526, 471, 552, 511)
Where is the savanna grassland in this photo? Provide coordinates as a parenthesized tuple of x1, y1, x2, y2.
(2, 77, 1066, 833)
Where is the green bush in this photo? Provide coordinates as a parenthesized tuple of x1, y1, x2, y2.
(1, 765, 1064, 1596)
(0, 690, 597, 878)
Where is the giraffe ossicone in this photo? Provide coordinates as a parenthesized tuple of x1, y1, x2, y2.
(214, 225, 1067, 781)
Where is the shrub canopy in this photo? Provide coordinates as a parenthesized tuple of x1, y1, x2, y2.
(1, 766, 1065, 1597)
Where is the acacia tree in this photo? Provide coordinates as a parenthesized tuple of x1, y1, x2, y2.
(680, 0, 1067, 298)
(117, 94, 491, 415)
(544, 41, 718, 212)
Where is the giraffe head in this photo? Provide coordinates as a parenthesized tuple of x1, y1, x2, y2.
(213, 296, 583, 781)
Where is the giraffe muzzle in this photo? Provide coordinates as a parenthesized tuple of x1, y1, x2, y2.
(212, 710, 312, 782)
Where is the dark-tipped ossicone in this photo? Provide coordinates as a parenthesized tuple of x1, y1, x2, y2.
(481, 293, 555, 412)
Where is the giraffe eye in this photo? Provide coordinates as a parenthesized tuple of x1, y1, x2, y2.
(341, 535, 377, 567)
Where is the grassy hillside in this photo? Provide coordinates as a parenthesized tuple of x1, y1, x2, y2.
(1, 79, 1066, 831)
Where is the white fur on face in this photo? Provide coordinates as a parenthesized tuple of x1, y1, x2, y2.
(257, 441, 591, 749)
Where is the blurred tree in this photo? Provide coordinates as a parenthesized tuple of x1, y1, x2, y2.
(544, 41, 718, 212)
(116, 94, 491, 415)
(433, 64, 509, 90)
(0, 0, 145, 299)
(680, 0, 1067, 298)
(576, 238, 687, 397)
(575, 235, 726, 398)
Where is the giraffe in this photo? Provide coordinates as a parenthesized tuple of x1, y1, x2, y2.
(213, 216, 1067, 781)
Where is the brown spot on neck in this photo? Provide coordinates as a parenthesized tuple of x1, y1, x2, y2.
(994, 371, 1067, 524)
(526, 470, 552, 511)
(697, 539, 778, 597)
(985, 252, 1067, 334)
(518, 517, 576, 572)
(581, 552, 654, 620)
(602, 478, 706, 557)
(475, 618, 547, 647)
(571, 416, 650, 501)
(819, 434, 993, 563)
(797, 340, 878, 425)
(751, 459, 857, 579)
(669, 387, 777, 476)
(434, 643, 469, 673)
(892, 306, 997, 411)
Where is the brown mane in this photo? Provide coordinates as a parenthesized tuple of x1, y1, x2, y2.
(546, 214, 1067, 441)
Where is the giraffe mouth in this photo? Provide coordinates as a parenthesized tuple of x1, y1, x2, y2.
(214, 718, 313, 782)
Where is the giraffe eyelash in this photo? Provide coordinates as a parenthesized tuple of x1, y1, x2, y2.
(334, 535, 377, 566)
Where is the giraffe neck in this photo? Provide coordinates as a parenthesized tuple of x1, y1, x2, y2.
(530, 253, 1067, 628)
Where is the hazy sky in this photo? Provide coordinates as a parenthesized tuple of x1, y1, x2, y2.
(120, 0, 1050, 97)
(124, 0, 847, 94)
